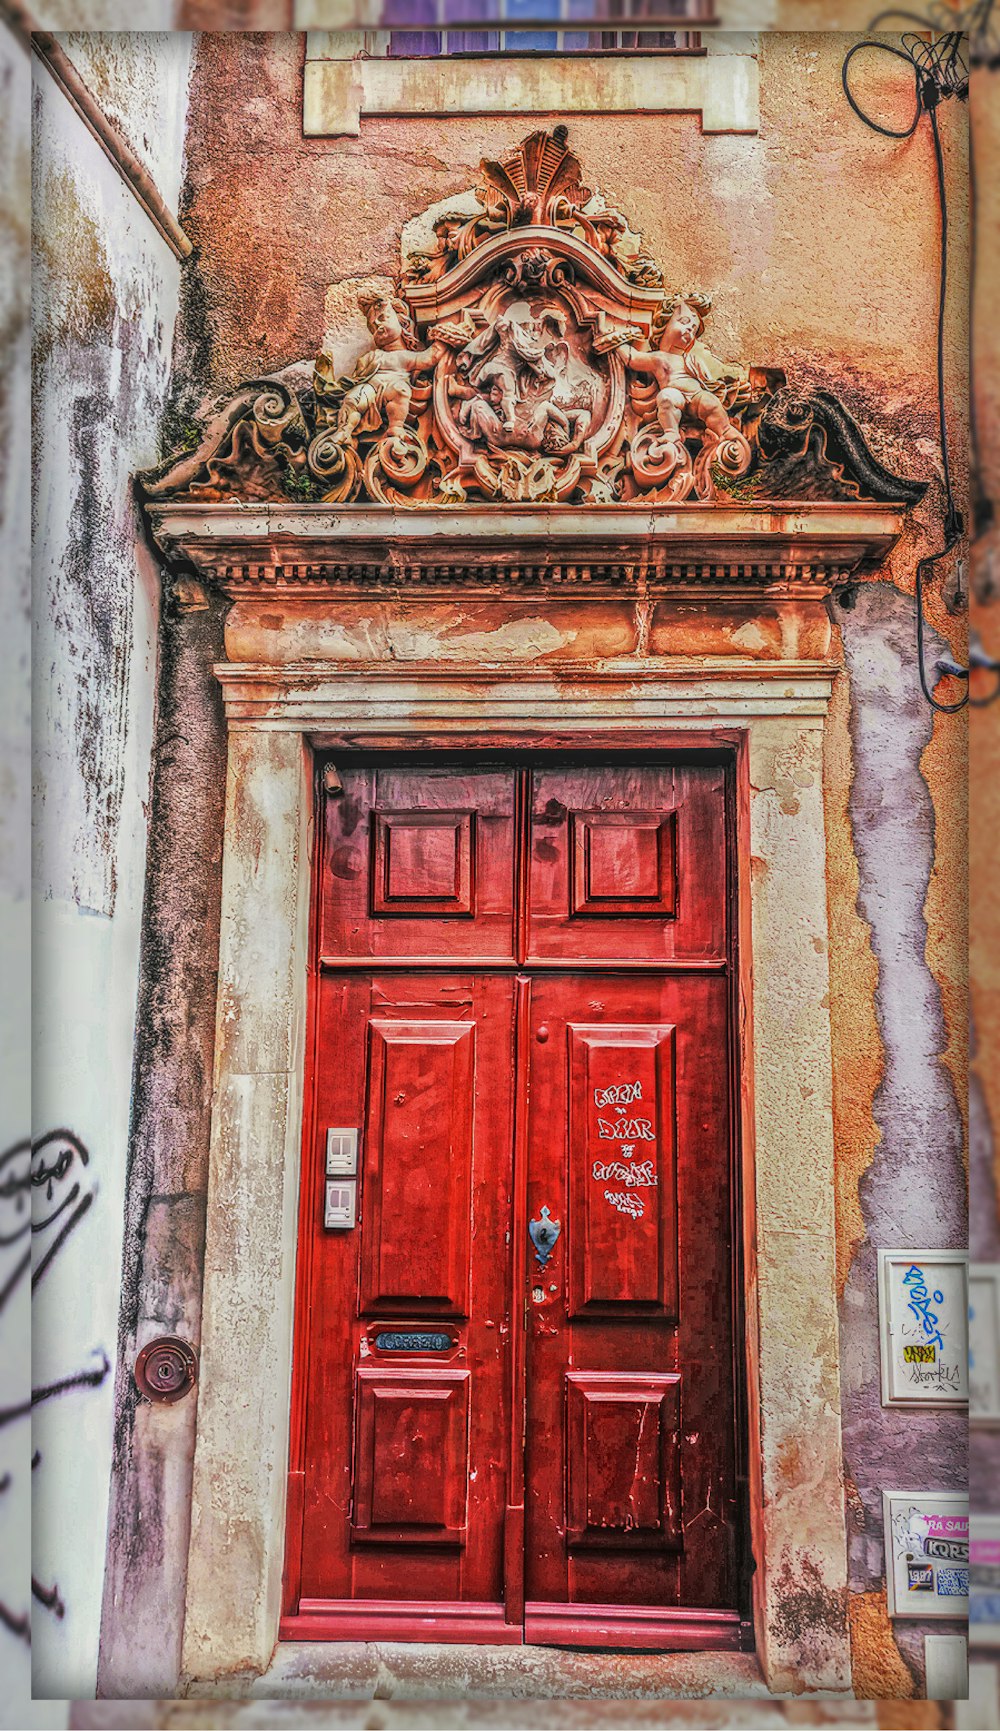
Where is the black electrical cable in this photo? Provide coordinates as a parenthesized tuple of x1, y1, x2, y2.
(842, 37, 925, 134)
(925, 0, 1000, 69)
(842, 29, 970, 711)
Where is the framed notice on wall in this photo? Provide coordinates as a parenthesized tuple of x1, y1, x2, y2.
(884, 1492, 969, 1619)
(970, 1265, 1000, 1424)
(878, 1249, 969, 1407)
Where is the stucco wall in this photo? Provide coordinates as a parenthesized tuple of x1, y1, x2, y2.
(31, 30, 193, 1699)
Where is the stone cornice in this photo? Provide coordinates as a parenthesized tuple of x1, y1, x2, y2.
(32, 32, 193, 261)
(147, 501, 905, 601)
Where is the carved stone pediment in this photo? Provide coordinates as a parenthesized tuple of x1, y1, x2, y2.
(412, 229, 646, 504)
(141, 125, 927, 518)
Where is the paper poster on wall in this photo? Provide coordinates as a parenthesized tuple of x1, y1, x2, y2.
(878, 1249, 969, 1407)
(970, 1264, 1000, 1424)
(884, 1492, 969, 1619)
(924, 1633, 968, 1701)
(970, 1516, 1000, 1647)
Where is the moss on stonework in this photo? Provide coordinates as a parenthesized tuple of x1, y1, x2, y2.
(280, 465, 323, 502)
(713, 469, 763, 502)
(158, 409, 204, 461)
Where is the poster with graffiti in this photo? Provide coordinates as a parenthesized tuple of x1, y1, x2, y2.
(970, 1265, 1000, 1424)
(970, 1517, 1000, 1647)
(883, 1492, 969, 1619)
(877, 1249, 968, 1407)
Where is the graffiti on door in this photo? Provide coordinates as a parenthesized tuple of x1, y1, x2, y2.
(591, 1157, 658, 1187)
(592, 1081, 658, 1220)
(597, 1117, 656, 1140)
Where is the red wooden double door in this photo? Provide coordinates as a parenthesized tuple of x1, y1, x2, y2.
(282, 755, 746, 1649)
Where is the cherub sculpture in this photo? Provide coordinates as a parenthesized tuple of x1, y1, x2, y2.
(598, 291, 749, 473)
(313, 290, 464, 460)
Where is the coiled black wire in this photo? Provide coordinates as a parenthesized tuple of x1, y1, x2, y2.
(842, 27, 970, 710)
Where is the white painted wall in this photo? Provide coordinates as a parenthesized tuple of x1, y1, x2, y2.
(0, 22, 63, 1731)
(30, 32, 193, 1701)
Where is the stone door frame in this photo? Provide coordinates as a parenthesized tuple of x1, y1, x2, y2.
(179, 663, 852, 1697)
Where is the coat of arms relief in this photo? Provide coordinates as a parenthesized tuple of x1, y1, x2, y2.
(144, 126, 923, 511)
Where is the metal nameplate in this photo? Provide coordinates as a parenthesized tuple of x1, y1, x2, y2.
(374, 1331, 453, 1353)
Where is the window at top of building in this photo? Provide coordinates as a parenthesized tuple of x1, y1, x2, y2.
(382, 0, 709, 56)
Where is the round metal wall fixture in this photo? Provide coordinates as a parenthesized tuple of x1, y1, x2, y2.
(134, 1335, 198, 1404)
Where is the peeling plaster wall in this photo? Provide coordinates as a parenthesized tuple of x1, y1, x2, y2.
(31, 33, 193, 1699)
(72, 29, 970, 1703)
(969, 64, 1000, 1549)
(835, 584, 968, 1694)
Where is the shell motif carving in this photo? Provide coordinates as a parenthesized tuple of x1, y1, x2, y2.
(141, 127, 926, 513)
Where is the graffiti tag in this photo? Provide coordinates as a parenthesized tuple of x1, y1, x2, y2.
(604, 1190, 645, 1220)
(902, 1264, 945, 1351)
(597, 1117, 655, 1141)
(591, 1158, 657, 1188)
(591, 1076, 658, 1219)
(593, 1081, 643, 1108)
(0, 1131, 109, 1648)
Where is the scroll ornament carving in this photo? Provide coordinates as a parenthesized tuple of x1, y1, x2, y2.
(142, 126, 926, 513)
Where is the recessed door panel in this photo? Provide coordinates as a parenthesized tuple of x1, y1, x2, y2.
(320, 765, 516, 960)
(352, 1368, 470, 1545)
(528, 764, 726, 962)
(372, 811, 474, 916)
(567, 1022, 677, 1316)
(565, 1372, 682, 1550)
(360, 1019, 474, 1315)
(571, 811, 677, 918)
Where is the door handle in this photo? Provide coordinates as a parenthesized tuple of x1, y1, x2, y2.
(528, 1205, 561, 1269)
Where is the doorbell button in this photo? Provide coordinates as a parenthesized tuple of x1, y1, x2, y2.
(324, 1179, 357, 1229)
(326, 1128, 359, 1176)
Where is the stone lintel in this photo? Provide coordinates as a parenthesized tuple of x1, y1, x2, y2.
(212, 662, 838, 729)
